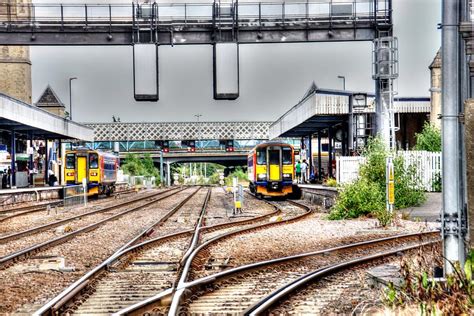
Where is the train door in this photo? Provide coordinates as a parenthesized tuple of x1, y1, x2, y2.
(77, 156, 87, 184)
(267, 147, 281, 181)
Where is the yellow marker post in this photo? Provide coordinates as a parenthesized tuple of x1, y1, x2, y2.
(386, 156, 395, 219)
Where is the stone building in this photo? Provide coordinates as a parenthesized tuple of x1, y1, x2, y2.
(429, 49, 442, 129)
(0, 0, 32, 104)
(35, 85, 67, 118)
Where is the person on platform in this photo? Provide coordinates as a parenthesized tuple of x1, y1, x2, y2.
(295, 160, 301, 183)
(48, 170, 57, 187)
(301, 159, 308, 183)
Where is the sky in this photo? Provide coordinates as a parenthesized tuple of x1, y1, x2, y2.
(30, 0, 441, 123)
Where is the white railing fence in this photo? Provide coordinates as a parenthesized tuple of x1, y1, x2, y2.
(398, 151, 442, 192)
(336, 151, 442, 192)
(336, 156, 366, 184)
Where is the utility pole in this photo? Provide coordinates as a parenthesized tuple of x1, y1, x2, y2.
(195, 114, 202, 151)
(337, 75, 346, 90)
(441, 0, 465, 274)
(68, 77, 77, 120)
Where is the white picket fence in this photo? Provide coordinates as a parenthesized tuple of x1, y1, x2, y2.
(336, 151, 442, 192)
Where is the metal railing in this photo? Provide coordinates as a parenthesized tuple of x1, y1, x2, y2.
(63, 184, 87, 207)
(0, 0, 391, 31)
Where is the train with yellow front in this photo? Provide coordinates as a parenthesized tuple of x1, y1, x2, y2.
(64, 148, 119, 196)
(248, 141, 295, 197)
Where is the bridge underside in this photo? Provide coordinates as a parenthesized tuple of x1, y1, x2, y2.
(119, 151, 247, 167)
(0, 27, 380, 46)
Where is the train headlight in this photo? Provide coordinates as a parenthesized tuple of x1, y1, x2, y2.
(257, 173, 267, 181)
(90, 172, 98, 176)
(283, 173, 292, 180)
(66, 172, 75, 177)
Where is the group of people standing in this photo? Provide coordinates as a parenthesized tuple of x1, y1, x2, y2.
(295, 159, 310, 184)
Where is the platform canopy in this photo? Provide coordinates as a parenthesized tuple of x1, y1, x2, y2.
(0, 93, 93, 141)
(269, 82, 431, 139)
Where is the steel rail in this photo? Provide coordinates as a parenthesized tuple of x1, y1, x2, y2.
(0, 187, 138, 222)
(36, 194, 294, 315)
(245, 240, 439, 315)
(0, 200, 62, 215)
(0, 187, 188, 269)
(33, 186, 203, 316)
(0, 187, 178, 243)
(144, 199, 312, 316)
(141, 230, 439, 316)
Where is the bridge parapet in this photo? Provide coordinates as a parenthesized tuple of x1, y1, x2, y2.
(87, 121, 272, 142)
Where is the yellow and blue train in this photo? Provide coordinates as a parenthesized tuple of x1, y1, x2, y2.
(65, 149, 119, 196)
(248, 142, 295, 197)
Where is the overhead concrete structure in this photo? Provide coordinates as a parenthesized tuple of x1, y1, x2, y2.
(269, 84, 430, 140)
(0, 93, 93, 141)
(87, 121, 271, 142)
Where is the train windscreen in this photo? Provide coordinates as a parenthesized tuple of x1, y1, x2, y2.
(257, 149, 266, 165)
(66, 154, 75, 169)
(282, 147, 292, 165)
(89, 153, 99, 169)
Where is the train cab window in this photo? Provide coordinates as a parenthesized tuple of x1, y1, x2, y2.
(66, 154, 75, 169)
(256, 149, 266, 165)
(269, 150, 279, 165)
(282, 147, 292, 165)
(89, 153, 99, 169)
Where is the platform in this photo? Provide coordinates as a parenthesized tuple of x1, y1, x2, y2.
(297, 184, 338, 210)
(0, 186, 63, 207)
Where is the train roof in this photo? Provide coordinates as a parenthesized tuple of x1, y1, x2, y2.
(251, 141, 294, 150)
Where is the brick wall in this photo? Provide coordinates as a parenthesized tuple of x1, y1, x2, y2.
(0, 0, 32, 104)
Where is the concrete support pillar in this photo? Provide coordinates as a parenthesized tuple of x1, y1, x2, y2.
(10, 131, 16, 188)
(328, 128, 333, 178)
(317, 132, 322, 181)
(44, 138, 49, 185)
(308, 134, 312, 181)
(166, 162, 171, 187)
(465, 100, 474, 248)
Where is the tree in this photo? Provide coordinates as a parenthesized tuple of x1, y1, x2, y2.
(415, 122, 441, 152)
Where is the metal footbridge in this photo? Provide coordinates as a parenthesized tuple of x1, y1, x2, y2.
(0, 1, 392, 45)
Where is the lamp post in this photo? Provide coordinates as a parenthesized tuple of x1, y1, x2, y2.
(194, 114, 202, 151)
(337, 75, 346, 91)
(69, 77, 77, 120)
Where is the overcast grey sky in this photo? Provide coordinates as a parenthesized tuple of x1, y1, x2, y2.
(30, 0, 441, 123)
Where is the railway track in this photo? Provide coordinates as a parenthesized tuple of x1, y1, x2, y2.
(0, 187, 187, 269)
(34, 187, 210, 315)
(175, 231, 439, 315)
(33, 189, 302, 315)
(0, 187, 139, 224)
(109, 199, 311, 315)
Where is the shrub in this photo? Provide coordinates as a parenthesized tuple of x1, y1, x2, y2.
(121, 153, 160, 179)
(328, 179, 385, 220)
(329, 137, 426, 226)
(415, 122, 441, 152)
(325, 178, 337, 187)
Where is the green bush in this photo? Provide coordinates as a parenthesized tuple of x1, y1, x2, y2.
(415, 122, 441, 152)
(329, 137, 426, 226)
(224, 166, 248, 186)
(328, 179, 385, 220)
(121, 153, 160, 180)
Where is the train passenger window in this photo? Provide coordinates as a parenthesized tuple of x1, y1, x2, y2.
(256, 150, 266, 165)
(89, 153, 99, 169)
(282, 147, 292, 165)
(66, 154, 75, 169)
(269, 150, 279, 165)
